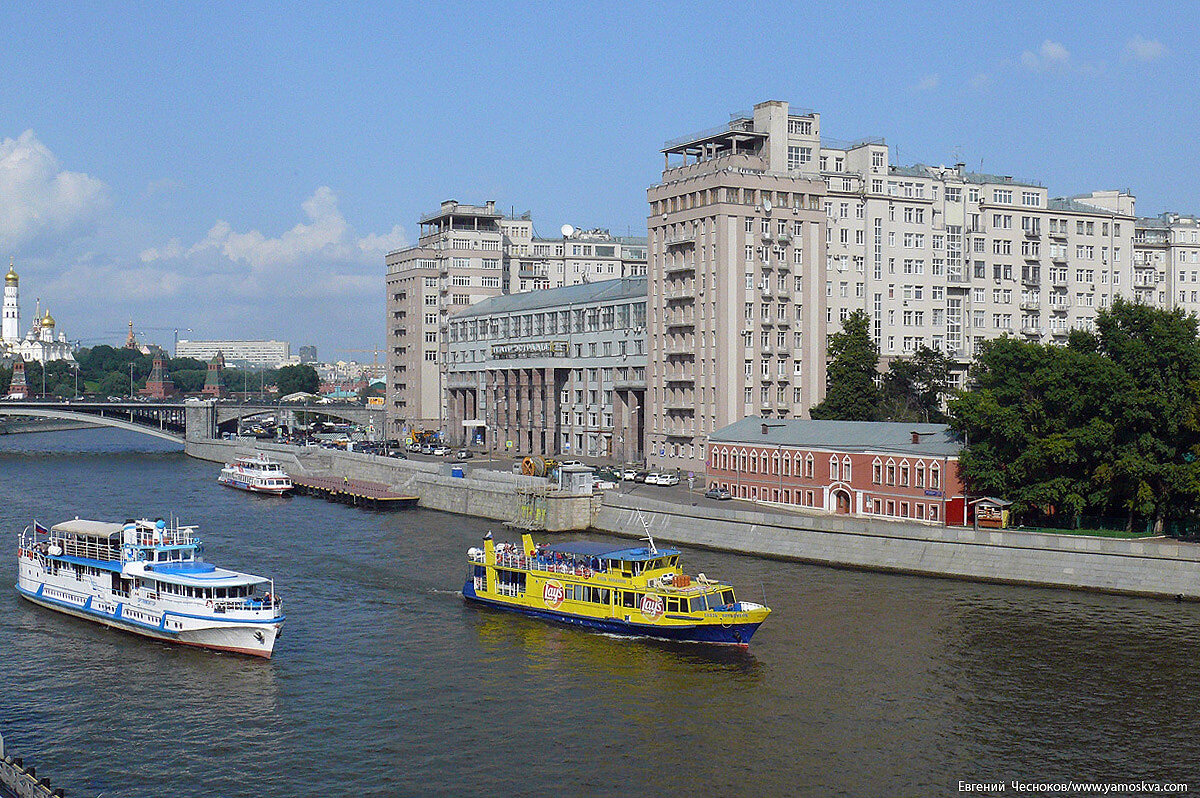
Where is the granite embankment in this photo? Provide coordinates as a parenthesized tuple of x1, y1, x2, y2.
(184, 439, 1200, 599)
(184, 438, 596, 532)
(596, 492, 1200, 600)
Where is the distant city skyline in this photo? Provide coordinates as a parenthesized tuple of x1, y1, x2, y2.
(0, 2, 1192, 353)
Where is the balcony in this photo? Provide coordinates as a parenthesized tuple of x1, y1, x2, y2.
(1051, 276, 1068, 288)
(518, 268, 547, 279)
(665, 234, 695, 248)
(1049, 302, 1071, 313)
(1020, 300, 1040, 311)
(613, 379, 644, 390)
(665, 316, 695, 329)
(1021, 276, 1040, 288)
(1048, 230, 1067, 240)
(1051, 256, 1067, 265)
(1024, 229, 1041, 239)
(664, 286, 695, 301)
(946, 272, 970, 284)
(776, 261, 791, 272)
(1051, 328, 1071, 339)
(664, 260, 695, 274)
(760, 287, 773, 298)
(1024, 253, 1041, 262)
(1021, 326, 1042, 337)
(760, 343, 774, 355)
(776, 231, 792, 244)
(665, 373, 694, 384)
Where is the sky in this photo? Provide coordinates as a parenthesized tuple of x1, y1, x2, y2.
(0, 1, 1194, 357)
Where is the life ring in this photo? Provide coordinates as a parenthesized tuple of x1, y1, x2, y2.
(582, 568, 592, 579)
(206, 600, 213, 608)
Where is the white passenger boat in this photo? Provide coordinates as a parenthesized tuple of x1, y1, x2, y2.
(16, 518, 284, 658)
(218, 453, 293, 495)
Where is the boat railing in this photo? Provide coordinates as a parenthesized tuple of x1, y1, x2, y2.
(210, 596, 283, 615)
(480, 549, 608, 578)
(19, 532, 121, 563)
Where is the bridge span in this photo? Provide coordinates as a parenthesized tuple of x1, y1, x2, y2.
(0, 400, 385, 444)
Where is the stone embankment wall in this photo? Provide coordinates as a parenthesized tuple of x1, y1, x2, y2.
(184, 439, 592, 531)
(596, 493, 1200, 600)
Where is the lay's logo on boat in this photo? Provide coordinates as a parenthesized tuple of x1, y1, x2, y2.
(640, 594, 664, 620)
(543, 580, 565, 609)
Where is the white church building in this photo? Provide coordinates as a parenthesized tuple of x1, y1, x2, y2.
(2, 260, 76, 364)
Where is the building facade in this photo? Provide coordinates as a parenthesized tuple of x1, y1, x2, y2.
(176, 339, 289, 367)
(385, 199, 647, 441)
(647, 100, 829, 471)
(445, 277, 647, 462)
(706, 417, 967, 525)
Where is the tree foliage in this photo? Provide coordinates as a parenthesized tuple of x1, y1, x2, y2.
(949, 299, 1200, 532)
(880, 346, 953, 422)
(275, 364, 320, 396)
(810, 310, 880, 421)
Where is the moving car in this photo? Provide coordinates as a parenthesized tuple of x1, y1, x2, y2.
(705, 487, 733, 500)
(456, 450, 473, 459)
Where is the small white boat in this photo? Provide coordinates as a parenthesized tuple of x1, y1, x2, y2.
(218, 453, 293, 495)
(16, 518, 284, 658)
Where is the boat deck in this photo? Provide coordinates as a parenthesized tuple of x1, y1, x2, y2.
(290, 475, 419, 510)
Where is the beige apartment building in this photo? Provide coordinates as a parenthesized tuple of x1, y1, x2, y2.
(1135, 213, 1200, 313)
(386, 200, 647, 440)
(385, 200, 507, 438)
(646, 100, 829, 471)
(647, 99, 1156, 472)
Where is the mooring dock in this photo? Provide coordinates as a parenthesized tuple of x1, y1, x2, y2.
(289, 474, 419, 510)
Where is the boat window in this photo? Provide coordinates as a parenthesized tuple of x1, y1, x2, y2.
(721, 590, 735, 604)
(621, 591, 636, 609)
(666, 598, 680, 612)
(668, 556, 678, 567)
(689, 597, 706, 613)
(705, 593, 722, 610)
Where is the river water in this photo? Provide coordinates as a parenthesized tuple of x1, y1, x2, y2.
(0, 429, 1197, 797)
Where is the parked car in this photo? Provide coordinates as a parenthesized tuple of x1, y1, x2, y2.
(432, 445, 450, 456)
(621, 468, 638, 481)
(593, 479, 617, 491)
(705, 487, 733, 500)
(456, 449, 473, 459)
(634, 470, 650, 483)
(421, 444, 434, 455)
(657, 473, 680, 486)
(559, 460, 583, 467)
(644, 472, 663, 485)
(387, 449, 408, 459)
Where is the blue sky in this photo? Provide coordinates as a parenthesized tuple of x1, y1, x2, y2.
(0, 1, 1192, 356)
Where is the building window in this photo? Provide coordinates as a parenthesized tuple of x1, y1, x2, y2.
(829, 456, 839, 482)
(872, 458, 882, 484)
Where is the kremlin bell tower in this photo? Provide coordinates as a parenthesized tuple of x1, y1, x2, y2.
(2, 258, 18, 344)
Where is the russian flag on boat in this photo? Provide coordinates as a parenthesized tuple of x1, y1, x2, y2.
(34, 521, 48, 535)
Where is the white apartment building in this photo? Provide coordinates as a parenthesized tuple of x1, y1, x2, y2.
(175, 339, 290, 367)
(647, 100, 829, 472)
(501, 218, 646, 293)
(1136, 213, 1200, 313)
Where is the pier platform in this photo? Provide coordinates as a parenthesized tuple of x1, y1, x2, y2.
(290, 474, 419, 510)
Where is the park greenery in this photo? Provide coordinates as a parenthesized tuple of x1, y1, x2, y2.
(0, 345, 320, 400)
(815, 300, 1200, 533)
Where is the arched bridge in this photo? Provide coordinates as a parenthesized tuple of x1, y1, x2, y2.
(0, 400, 385, 444)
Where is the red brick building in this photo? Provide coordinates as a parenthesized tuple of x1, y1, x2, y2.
(706, 417, 967, 525)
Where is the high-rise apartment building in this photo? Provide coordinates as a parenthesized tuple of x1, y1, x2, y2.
(1135, 213, 1200, 312)
(646, 100, 829, 471)
(386, 200, 648, 440)
(386, 200, 507, 437)
(647, 99, 1150, 471)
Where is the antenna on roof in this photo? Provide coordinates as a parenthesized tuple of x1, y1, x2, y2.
(636, 510, 658, 555)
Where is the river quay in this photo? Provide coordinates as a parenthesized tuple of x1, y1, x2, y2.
(186, 437, 1200, 601)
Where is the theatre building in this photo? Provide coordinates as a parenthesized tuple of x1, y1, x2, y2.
(706, 417, 967, 525)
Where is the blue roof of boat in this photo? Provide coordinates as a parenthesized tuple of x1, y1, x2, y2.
(541, 542, 680, 561)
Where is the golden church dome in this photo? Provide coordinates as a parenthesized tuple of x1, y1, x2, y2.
(41, 311, 55, 328)
(4, 260, 16, 286)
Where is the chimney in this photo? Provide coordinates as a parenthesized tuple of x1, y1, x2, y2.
(911, 431, 921, 444)
(485, 200, 496, 214)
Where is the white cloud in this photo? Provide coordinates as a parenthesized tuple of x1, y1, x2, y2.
(0, 130, 109, 251)
(1124, 35, 1167, 62)
(1021, 39, 1071, 72)
(912, 74, 940, 92)
(136, 186, 407, 302)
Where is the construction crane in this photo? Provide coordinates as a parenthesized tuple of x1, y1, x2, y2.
(334, 348, 384, 367)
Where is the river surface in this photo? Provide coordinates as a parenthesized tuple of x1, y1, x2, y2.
(0, 429, 1198, 797)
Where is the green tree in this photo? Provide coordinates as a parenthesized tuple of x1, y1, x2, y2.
(810, 309, 880, 421)
(275, 364, 320, 396)
(950, 299, 1200, 533)
(879, 346, 953, 422)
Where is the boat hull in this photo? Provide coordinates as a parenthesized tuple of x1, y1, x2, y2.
(16, 583, 282, 658)
(462, 581, 763, 646)
(217, 476, 291, 496)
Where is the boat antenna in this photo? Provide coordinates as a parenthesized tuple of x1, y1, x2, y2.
(636, 509, 658, 554)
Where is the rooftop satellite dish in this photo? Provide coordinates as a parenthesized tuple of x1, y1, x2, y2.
(561, 224, 574, 237)
(762, 199, 773, 213)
